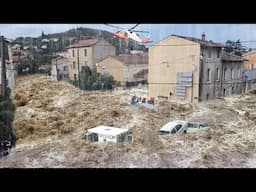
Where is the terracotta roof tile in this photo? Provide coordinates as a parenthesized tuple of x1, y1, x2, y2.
(134, 69, 148, 78)
(222, 52, 244, 62)
(52, 58, 69, 65)
(173, 34, 224, 48)
(111, 54, 148, 65)
(68, 38, 99, 48)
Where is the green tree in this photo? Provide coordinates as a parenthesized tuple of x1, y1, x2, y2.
(77, 66, 114, 91)
(224, 40, 247, 56)
(0, 88, 16, 140)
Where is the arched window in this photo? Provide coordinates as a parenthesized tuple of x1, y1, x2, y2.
(216, 67, 219, 80)
(237, 67, 241, 78)
(207, 68, 211, 82)
(224, 68, 227, 80)
(206, 93, 209, 101)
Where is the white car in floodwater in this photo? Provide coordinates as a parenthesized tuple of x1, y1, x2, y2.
(159, 120, 209, 135)
(185, 122, 209, 133)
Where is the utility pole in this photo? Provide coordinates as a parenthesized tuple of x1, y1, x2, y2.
(191, 55, 196, 103)
(54, 52, 59, 80)
(55, 55, 59, 81)
(0, 36, 7, 97)
(77, 48, 80, 88)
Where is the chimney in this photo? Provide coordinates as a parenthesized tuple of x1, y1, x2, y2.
(202, 33, 206, 41)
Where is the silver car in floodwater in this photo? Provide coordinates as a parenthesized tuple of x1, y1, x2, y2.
(185, 122, 209, 133)
(159, 120, 209, 135)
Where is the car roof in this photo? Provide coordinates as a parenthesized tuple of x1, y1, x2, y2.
(187, 122, 208, 125)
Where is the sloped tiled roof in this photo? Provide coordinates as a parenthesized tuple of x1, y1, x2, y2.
(242, 50, 256, 57)
(110, 54, 148, 65)
(133, 69, 148, 78)
(222, 52, 245, 62)
(173, 34, 224, 48)
(68, 38, 99, 48)
(52, 58, 69, 65)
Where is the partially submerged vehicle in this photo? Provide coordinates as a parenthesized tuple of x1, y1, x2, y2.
(159, 120, 209, 135)
(159, 120, 186, 135)
(83, 125, 133, 144)
(186, 122, 209, 133)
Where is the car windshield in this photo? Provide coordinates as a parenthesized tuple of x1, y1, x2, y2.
(175, 124, 183, 131)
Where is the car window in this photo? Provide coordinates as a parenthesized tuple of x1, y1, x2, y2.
(187, 123, 194, 128)
(160, 130, 170, 135)
(188, 123, 198, 128)
(171, 128, 177, 134)
(175, 124, 183, 131)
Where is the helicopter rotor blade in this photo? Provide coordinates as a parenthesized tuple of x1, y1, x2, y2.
(129, 24, 139, 30)
(132, 30, 149, 33)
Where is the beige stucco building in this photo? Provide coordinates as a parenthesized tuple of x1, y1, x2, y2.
(149, 35, 202, 103)
(243, 51, 256, 71)
(96, 54, 148, 86)
(148, 34, 241, 103)
(67, 38, 116, 81)
(0, 43, 16, 93)
(51, 57, 69, 80)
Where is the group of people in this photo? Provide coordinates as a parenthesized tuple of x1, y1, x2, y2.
(0, 134, 16, 158)
(131, 95, 155, 105)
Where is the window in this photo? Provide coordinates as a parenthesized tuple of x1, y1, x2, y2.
(160, 130, 170, 135)
(171, 128, 177, 134)
(216, 67, 219, 80)
(208, 48, 211, 58)
(207, 68, 211, 82)
(73, 61, 76, 69)
(72, 49, 75, 57)
(224, 68, 227, 80)
(199, 124, 207, 128)
(206, 93, 209, 101)
(85, 61, 87, 66)
(223, 89, 226, 96)
(84, 49, 87, 56)
(232, 86, 234, 94)
(74, 74, 77, 80)
(231, 68, 233, 79)
(175, 124, 183, 132)
(217, 49, 220, 58)
(187, 123, 197, 128)
(237, 67, 240, 78)
(63, 66, 67, 71)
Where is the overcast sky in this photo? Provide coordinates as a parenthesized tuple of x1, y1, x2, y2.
(1, 24, 256, 48)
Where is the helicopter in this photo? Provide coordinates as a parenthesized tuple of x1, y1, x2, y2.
(105, 24, 152, 47)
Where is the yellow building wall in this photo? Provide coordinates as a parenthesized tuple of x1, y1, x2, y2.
(68, 47, 93, 80)
(243, 52, 256, 70)
(97, 57, 124, 83)
(67, 40, 115, 80)
(148, 36, 200, 103)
